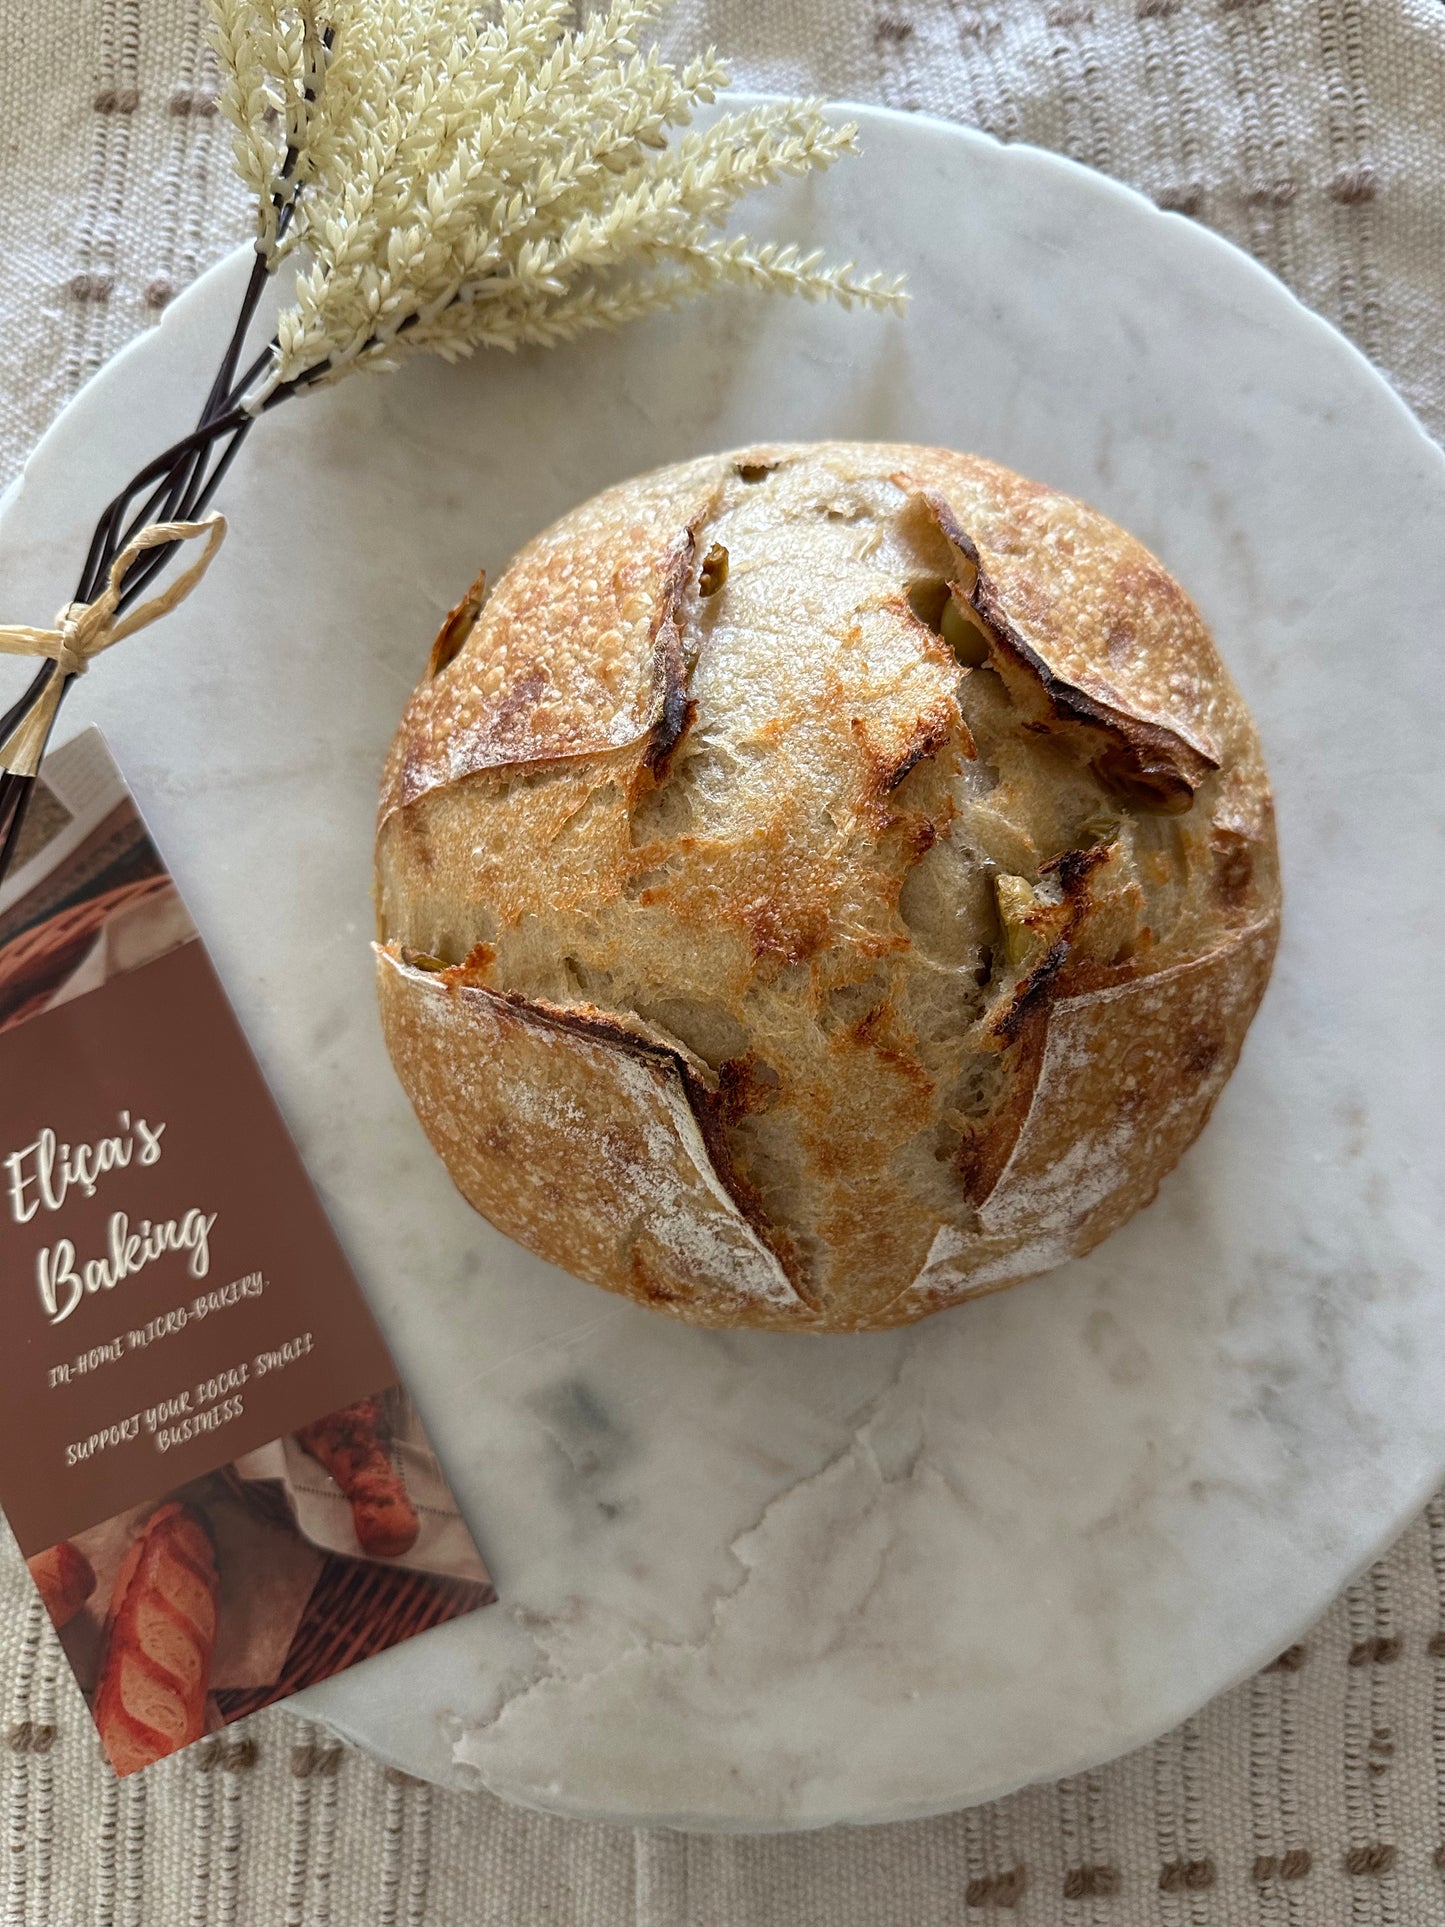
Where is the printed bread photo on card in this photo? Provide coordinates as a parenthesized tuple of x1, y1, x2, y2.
(28, 1385, 492, 1779)
(0, 731, 191, 1035)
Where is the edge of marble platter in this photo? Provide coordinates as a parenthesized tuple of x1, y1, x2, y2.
(0, 240, 264, 526)
(9, 100, 1445, 518)
(3, 103, 1445, 1833)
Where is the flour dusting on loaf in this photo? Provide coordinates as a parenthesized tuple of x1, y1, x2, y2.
(376, 442, 1280, 1331)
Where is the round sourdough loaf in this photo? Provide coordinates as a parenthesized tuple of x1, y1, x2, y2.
(375, 442, 1280, 1331)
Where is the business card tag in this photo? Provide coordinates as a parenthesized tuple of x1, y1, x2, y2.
(0, 729, 493, 1776)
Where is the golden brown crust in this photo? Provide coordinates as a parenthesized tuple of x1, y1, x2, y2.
(376, 945, 805, 1325)
(891, 916, 1278, 1324)
(902, 464, 1226, 789)
(378, 463, 722, 825)
(376, 442, 1280, 1331)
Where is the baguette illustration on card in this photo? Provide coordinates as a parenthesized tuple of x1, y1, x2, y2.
(0, 732, 493, 1776)
(296, 1398, 421, 1558)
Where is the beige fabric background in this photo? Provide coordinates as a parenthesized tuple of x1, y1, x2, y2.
(1, 1, 1443, 1921)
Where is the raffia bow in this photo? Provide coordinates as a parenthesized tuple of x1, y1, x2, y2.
(0, 514, 227, 777)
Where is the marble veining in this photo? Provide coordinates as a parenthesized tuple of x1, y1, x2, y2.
(2, 105, 1443, 1828)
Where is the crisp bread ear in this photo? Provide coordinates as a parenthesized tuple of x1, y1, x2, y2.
(899, 478, 1221, 813)
(890, 916, 1278, 1321)
(375, 944, 806, 1325)
(378, 466, 723, 832)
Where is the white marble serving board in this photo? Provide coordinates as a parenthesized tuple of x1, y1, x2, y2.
(2, 104, 1443, 1832)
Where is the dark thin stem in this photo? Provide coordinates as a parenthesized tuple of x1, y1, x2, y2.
(0, 33, 346, 895)
(112, 419, 255, 615)
(152, 243, 276, 535)
(199, 39, 326, 426)
(2, 400, 262, 831)
(0, 664, 53, 750)
(11, 344, 331, 805)
(78, 415, 237, 600)
(75, 405, 252, 605)
(188, 26, 327, 425)
(141, 248, 270, 549)
(203, 246, 271, 422)
(112, 357, 319, 611)
(114, 334, 285, 575)
(187, 416, 250, 512)
(113, 463, 196, 563)
(78, 202, 292, 599)
(0, 773, 35, 884)
(229, 341, 279, 412)
(78, 352, 309, 616)
(76, 492, 126, 609)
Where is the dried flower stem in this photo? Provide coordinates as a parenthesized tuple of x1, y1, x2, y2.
(0, 0, 901, 889)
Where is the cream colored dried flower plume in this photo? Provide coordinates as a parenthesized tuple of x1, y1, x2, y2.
(206, 0, 904, 404)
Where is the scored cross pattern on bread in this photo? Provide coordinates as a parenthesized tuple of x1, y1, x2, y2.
(94, 1502, 219, 1776)
(376, 442, 1281, 1330)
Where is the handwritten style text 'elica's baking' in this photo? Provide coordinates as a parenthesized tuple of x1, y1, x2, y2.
(4, 1114, 217, 1325)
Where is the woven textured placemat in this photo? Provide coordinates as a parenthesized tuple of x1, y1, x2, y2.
(1, 3, 1442, 1922)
